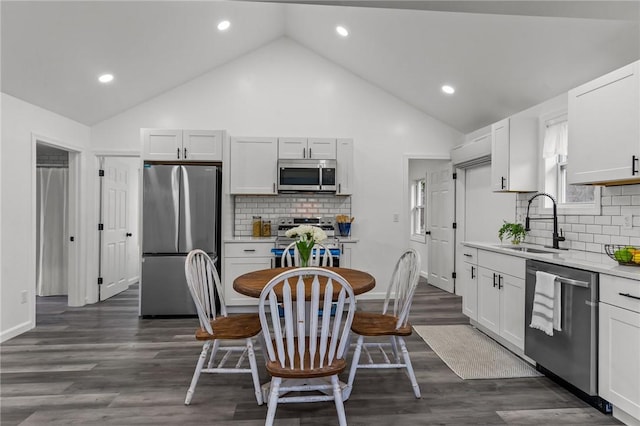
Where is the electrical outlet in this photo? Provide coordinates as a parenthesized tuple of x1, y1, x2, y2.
(622, 214, 633, 230)
(20, 290, 28, 304)
(393, 213, 400, 223)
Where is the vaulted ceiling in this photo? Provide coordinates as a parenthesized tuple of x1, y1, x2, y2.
(2, 1, 639, 134)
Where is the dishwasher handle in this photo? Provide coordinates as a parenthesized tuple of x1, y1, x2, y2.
(526, 268, 590, 288)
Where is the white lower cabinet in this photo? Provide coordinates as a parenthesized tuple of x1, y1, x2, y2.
(599, 274, 640, 424)
(223, 241, 274, 306)
(476, 250, 526, 350)
(460, 246, 478, 320)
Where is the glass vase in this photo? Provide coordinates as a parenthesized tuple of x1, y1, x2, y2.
(296, 240, 313, 267)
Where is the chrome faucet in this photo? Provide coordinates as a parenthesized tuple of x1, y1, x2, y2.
(524, 192, 566, 250)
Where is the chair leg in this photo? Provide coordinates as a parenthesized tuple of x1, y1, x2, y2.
(245, 338, 263, 405)
(206, 339, 220, 369)
(265, 377, 281, 426)
(345, 334, 364, 400)
(390, 336, 401, 364)
(185, 341, 211, 405)
(399, 337, 421, 398)
(332, 375, 347, 426)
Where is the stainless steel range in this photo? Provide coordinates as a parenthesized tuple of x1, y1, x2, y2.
(273, 216, 340, 267)
(274, 216, 337, 248)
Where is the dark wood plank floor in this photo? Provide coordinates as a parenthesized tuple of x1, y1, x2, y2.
(1, 281, 620, 425)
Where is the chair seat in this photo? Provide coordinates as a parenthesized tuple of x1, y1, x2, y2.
(195, 314, 262, 340)
(266, 337, 347, 379)
(351, 311, 412, 337)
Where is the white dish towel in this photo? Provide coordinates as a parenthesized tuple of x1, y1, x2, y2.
(529, 271, 562, 336)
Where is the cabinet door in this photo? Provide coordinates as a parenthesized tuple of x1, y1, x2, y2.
(278, 137, 307, 159)
(477, 267, 500, 334)
(336, 138, 354, 195)
(230, 137, 278, 194)
(183, 130, 223, 161)
(568, 61, 640, 185)
(223, 257, 273, 306)
(499, 273, 525, 349)
(599, 302, 640, 419)
(491, 119, 510, 191)
(308, 138, 337, 159)
(142, 129, 182, 161)
(461, 262, 478, 321)
(339, 243, 353, 268)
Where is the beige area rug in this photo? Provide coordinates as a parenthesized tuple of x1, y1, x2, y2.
(414, 324, 542, 380)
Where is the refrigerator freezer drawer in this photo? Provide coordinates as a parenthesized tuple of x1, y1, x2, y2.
(141, 255, 197, 316)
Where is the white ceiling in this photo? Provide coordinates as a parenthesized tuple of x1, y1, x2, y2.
(2, 1, 639, 133)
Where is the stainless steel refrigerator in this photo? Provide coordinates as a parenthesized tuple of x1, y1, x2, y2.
(141, 163, 221, 316)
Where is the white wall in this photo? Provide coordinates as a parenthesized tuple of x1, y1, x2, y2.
(1, 93, 92, 342)
(92, 37, 462, 298)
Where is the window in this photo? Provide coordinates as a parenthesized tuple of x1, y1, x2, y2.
(411, 178, 426, 238)
(541, 113, 599, 213)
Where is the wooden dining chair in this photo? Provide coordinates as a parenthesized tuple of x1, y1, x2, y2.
(345, 249, 422, 399)
(183, 249, 263, 406)
(258, 267, 356, 426)
(280, 241, 333, 267)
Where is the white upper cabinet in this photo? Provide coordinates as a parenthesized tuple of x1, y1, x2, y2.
(491, 116, 538, 192)
(142, 129, 222, 161)
(229, 137, 278, 194)
(568, 61, 640, 185)
(278, 137, 336, 159)
(336, 138, 354, 195)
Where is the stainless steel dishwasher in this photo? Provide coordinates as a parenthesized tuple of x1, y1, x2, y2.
(524, 259, 611, 413)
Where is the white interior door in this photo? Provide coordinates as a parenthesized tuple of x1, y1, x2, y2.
(427, 162, 455, 293)
(100, 158, 130, 300)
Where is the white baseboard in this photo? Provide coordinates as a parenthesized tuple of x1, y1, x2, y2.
(1, 320, 33, 343)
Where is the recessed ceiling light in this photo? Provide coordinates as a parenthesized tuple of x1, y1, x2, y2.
(217, 20, 230, 31)
(336, 26, 349, 37)
(98, 74, 114, 84)
(442, 85, 455, 95)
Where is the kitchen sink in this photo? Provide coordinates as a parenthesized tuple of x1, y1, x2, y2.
(502, 246, 556, 254)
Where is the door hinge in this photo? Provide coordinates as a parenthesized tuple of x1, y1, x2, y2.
(98, 169, 105, 177)
(452, 172, 457, 179)
(98, 223, 104, 231)
(97, 277, 103, 285)
(452, 222, 457, 229)
(452, 272, 457, 279)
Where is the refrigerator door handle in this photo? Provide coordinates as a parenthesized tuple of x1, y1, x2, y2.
(171, 166, 181, 252)
(181, 166, 194, 250)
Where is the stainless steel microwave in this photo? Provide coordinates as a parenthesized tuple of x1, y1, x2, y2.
(277, 159, 337, 192)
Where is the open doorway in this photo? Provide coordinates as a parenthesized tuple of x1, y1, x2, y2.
(33, 137, 80, 313)
(404, 155, 455, 293)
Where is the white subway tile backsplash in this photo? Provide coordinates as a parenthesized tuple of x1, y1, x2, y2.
(612, 195, 632, 206)
(602, 186, 623, 196)
(233, 194, 351, 236)
(602, 206, 621, 216)
(517, 185, 640, 254)
(610, 235, 630, 245)
(572, 224, 586, 233)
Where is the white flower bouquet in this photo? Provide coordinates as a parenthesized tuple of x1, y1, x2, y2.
(284, 225, 327, 266)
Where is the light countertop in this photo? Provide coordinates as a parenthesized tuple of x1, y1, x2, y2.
(224, 236, 359, 243)
(462, 241, 640, 281)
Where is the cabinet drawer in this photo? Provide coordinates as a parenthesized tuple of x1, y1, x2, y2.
(600, 274, 640, 313)
(478, 250, 525, 279)
(224, 242, 274, 258)
(461, 246, 478, 264)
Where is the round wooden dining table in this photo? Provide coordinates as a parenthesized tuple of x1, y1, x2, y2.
(233, 266, 376, 300)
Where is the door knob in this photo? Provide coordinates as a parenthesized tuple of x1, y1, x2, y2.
(126, 233, 133, 237)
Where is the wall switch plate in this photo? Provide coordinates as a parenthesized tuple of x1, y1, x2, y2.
(393, 213, 399, 223)
(20, 290, 28, 304)
(622, 214, 633, 229)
